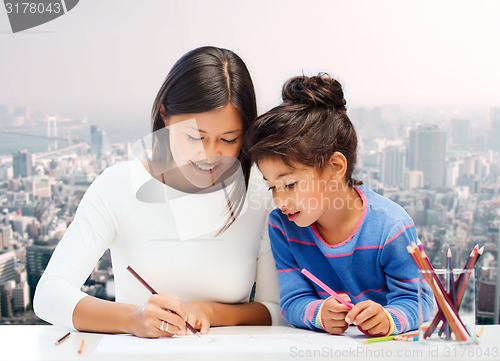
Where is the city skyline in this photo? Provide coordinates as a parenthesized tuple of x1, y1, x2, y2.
(1, 1, 500, 127)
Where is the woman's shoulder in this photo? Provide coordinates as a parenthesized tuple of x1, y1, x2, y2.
(86, 160, 146, 195)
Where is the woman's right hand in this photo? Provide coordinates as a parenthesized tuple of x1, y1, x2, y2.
(128, 293, 188, 338)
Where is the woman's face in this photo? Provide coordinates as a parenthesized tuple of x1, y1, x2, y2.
(164, 103, 244, 189)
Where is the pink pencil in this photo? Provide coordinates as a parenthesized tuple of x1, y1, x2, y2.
(301, 268, 353, 309)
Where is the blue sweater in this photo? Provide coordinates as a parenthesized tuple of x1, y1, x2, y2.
(268, 185, 433, 334)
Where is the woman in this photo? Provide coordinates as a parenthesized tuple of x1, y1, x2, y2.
(33, 46, 282, 338)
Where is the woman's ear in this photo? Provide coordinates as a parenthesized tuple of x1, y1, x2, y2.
(160, 104, 168, 126)
(328, 152, 347, 179)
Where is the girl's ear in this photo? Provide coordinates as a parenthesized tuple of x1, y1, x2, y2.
(160, 104, 169, 126)
(328, 152, 347, 179)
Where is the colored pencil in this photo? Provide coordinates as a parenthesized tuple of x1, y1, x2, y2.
(126, 266, 200, 337)
(54, 331, 70, 345)
(77, 339, 85, 354)
(408, 244, 469, 341)
(425, 245, 482, 338)
(301, 268, 353, 309)
(444, 248, 455, 339)
(364, 332, 419, 344)
(477, 325, 485, 338)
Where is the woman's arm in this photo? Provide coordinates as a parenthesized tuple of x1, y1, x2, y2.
(183, 300, 271, 334)
(73, 294, 190, 338)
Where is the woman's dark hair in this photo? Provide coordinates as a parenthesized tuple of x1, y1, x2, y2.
(151, 46, 257, 233)
(245, 73, 361, 185)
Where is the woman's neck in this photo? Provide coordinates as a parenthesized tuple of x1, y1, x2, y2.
(314, 185, 364, 246)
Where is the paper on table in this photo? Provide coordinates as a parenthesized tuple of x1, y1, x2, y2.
(95, 332, 362, 354)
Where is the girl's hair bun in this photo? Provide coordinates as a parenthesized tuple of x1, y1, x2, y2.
(282, 73, 347, 111)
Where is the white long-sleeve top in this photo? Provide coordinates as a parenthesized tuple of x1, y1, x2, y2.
(33, 161, 282, 329)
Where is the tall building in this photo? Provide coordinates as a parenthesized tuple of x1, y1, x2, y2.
(451, 118, 470, 149)
(0, 225, 12, 250)
(490, 107, 500, 152)
(12, 149, 33, 178)
(12, 282, 29, 312)
(381, 146, 406, 188)
(0, 281, 14, 317)
(91, 125, 104, 159)
(0, 251, 16, 284)
(25, 244, 56, 300)
(408, 125, 446, 189)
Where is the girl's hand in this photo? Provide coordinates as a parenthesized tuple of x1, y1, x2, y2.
(177, 301, 213, 335)
(321, 294, 352, 334)
(344, 300, 390, 336)
(128, 293, 188, 338)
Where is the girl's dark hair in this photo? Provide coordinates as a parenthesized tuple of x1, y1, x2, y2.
(245, 73, 361, 185)
(151, 46, 257, 233)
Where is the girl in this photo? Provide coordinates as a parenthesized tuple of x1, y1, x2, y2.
(244, 73, 433, 336)
(34, 46, 282, 338)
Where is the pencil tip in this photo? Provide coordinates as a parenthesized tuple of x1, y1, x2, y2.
(478, 246, 485, 254)
(448, 248, 452, 257)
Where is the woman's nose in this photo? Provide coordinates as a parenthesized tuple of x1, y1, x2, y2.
(202, 141, 221, 161)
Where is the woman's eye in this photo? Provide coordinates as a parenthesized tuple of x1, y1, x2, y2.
(187, 134, 202, 142)
(267, 186, 276, 192)
(285, 182, 297, 189)
(222, 137, 239, 144)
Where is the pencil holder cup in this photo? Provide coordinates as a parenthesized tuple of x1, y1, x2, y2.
(418, 268, 476, 344)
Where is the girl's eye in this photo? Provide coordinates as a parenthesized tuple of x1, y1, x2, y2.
(222, 137, 239, 144)
(285, 182, 297, 189)
(267, 186, 276, 192)
(187, 134, 202, 142)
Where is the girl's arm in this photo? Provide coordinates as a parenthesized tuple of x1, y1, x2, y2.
(268, 211, 326, 331)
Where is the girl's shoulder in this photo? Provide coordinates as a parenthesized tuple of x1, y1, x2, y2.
(357, 185, 413, 223)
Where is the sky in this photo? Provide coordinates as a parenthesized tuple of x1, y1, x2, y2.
(1, 0, 500, 136)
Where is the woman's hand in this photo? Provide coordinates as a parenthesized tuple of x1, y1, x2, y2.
(321, 294, 352, 334)
(128, 293, 188, 338)
(177, 301, 214, 335)
(345, 300, 391, 336)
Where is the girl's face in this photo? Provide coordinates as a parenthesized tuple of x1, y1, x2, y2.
(258, 157, 340, 227)
(165, 103, 244, 189)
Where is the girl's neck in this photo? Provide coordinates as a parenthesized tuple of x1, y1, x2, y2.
(314, 185, 364, 246)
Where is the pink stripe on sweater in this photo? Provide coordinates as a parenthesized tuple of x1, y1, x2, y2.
(305, 300, 322, 324)
(269, 222, 317, 245)
(386, 307, 407, 332)
(383, 223, 414, 247)
(269, 222, 286, 236)
(348, 285, 386, 299)
(311, 186, 367, 248)
(277, 268, 301, 273)
(323, 245, 383, 258)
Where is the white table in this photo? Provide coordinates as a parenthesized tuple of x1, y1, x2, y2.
(0, 325, 497, 361)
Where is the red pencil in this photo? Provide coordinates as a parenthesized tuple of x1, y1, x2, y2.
(408, 244, 469, 341)
(424, 245, 479, 338)
(126, 266, 200, 337)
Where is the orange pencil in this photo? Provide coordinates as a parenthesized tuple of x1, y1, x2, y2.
(408, 245, 469, 341)
(77, 339, 85, 354)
